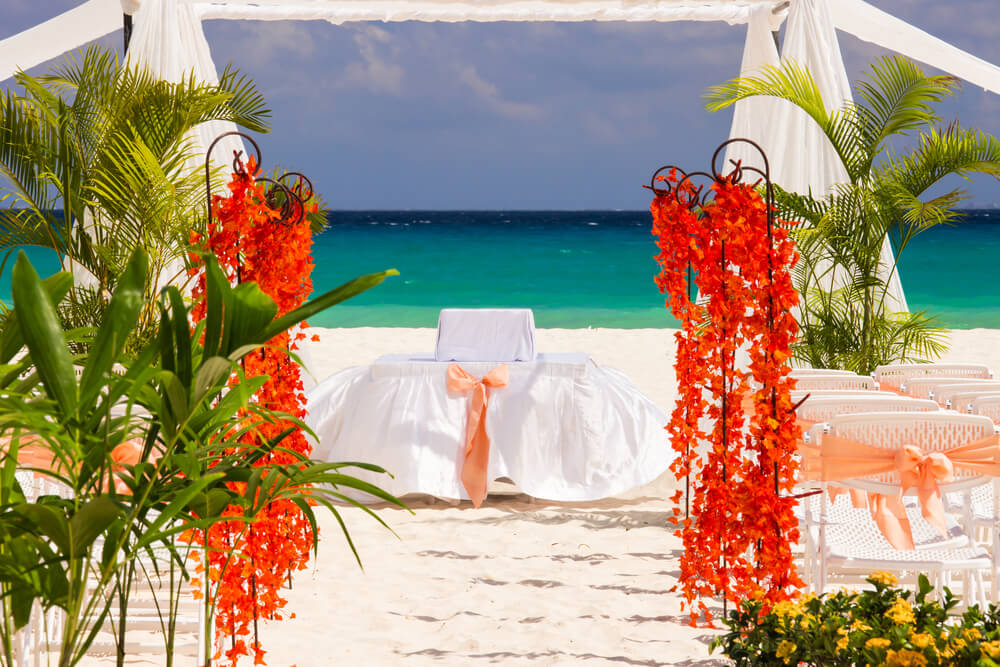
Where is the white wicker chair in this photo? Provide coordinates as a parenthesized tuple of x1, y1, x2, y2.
(793, 374, 880, 392)
(790, 368, 858, 376)
(875, 363, 993, 392)
(938, 388, 1000, 413)
(804, 413, 995, 604)
(790, 390, 897, 403)
(971, 396, 1000, 423)
(798, 492, 969, 591)
(797, 397, 938, 424)
(901, 376, 997, 400)
(9, 474, 206, 665)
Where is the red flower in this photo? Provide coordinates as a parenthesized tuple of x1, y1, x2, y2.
(651, 175, 802, 625)
(186, 160, 319, 665)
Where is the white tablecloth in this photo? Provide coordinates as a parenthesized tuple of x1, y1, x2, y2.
(435, 308, 536, 361)
(306, 353, 670, 502)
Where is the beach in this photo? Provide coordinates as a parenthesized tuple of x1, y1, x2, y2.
(252, 327, 1000, 666)
(75, 326, 1000, 666)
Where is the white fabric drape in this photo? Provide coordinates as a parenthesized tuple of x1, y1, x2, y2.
(739, 0, 907, 313)
(768, 0, 851, 197)
(723, 5, 781, 177)
(126, 0, 247, 289)
(127, 0, 245, 172)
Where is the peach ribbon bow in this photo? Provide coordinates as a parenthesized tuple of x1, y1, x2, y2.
(447, 363, 509, 508)
(4, 436, 152, 495)
(800, 433, 1000, 549)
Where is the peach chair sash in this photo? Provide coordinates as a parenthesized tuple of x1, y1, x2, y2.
(800, 433, 1000, 549)
(447, 363, 509, 508)
(3, 436, 151, 495)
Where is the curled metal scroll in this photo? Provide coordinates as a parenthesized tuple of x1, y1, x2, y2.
(204, 131, 309, 229)
(645, 137, 793, 533)
(646, 138, 773, 214)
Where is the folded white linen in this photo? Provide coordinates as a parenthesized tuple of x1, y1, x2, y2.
(306, 354, 670, 503)
(434, 308, 536, 362)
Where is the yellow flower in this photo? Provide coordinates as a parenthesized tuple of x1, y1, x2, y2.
(962, 627, 981, 643)
(909, 633, 933, 649)
(852, 619, 872, 632)
(866, 637, 892, 650)
(884, 648, 928, 667)
(799, 613, 817, 629)
(951, 637, 967, 650)
(771, 600, 797, 619)
(869, 571, 899, 587)
(886, 598, 915, 626)
(983, 640, 1000, 659)
(775, 640, 796, 664)
(836, 635, 849, 653)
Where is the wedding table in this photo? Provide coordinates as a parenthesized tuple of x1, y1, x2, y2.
(306, 353, 670, 503)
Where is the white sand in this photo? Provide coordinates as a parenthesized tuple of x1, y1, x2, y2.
(79, 327, 1000, 665)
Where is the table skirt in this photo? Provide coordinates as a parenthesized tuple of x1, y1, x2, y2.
(305, 355, 670, 502)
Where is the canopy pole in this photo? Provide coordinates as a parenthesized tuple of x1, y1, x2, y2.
(124, 14, 133, 55)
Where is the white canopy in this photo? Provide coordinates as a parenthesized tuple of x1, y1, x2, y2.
(4, 0, 1000, 312)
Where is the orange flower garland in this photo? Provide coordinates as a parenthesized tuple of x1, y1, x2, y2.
(188, 157, 319, 665)
(651, 170, 802, 625)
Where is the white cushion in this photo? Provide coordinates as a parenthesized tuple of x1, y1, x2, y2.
(434, 308, 536, 362)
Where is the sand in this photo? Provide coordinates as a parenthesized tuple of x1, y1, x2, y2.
(77, 327, 1000, 666)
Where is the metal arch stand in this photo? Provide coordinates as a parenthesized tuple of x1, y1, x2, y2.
(201, 130, 315, 656)
(648, 137, 790, 616)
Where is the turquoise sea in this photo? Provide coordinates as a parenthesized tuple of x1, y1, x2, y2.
(4, 209, 1000, 329)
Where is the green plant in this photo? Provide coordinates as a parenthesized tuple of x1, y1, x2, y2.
(706, 56, 1000, 373)
(0, 248, 402, 666)
(712, 572, 1000, 666)
(0, 45, 270, 348)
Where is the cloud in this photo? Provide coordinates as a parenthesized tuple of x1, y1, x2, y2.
(340, 26, 405, 94)
(226, 22, 318, 68)
(456, 65, 544, 120)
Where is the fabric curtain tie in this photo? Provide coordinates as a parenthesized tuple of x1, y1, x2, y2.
(447, 363, 509, 508)
(800, 433, 1000, 549)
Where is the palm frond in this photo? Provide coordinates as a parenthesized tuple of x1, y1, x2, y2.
(217, 64, 272, 133)
(854, 55, 958, 164)
(874, 123, 1000, 200)
(705, 60, 866, 181)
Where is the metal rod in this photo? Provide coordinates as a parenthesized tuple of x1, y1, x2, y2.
(123, 14, 133, 56)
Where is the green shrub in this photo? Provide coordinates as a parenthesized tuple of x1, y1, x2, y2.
(711, 573, 1000, 666)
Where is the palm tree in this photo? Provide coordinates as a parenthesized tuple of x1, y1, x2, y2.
(0, 45, 270, 347)
(706, 56, 1000, 372)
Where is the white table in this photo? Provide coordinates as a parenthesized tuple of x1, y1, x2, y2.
(306, 353, 670, 502)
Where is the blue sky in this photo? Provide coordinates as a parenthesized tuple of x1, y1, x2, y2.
(3, 1, 1000, 209)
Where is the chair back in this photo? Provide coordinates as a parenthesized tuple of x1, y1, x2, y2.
(793, 374, 879, 392)
(971, 395, 1000, 423)
(797, 397, 938, 424)
(789, 368, 857, 376)
(818, 412, 996, 494)
(902, 376, 996, 400)
(790, 389, 896, 402)
(874, 362, 992, 391)
(934, 384, 1000, 411)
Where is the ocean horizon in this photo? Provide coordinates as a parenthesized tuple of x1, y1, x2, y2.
(3, 208, 999, 329)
